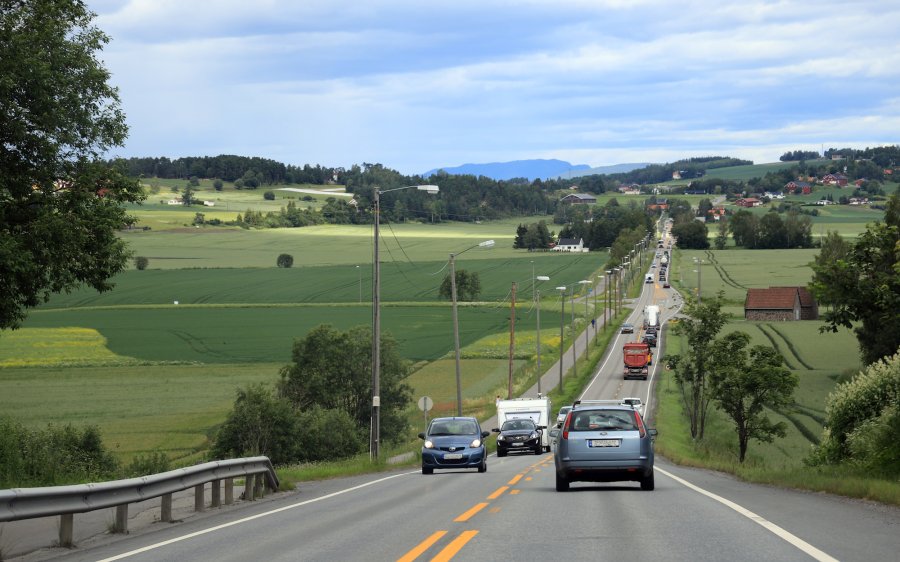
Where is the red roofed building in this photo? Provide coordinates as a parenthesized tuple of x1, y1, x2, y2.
(744, 287, 818, 321)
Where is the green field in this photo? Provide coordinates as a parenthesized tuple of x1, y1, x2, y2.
(664, 247, 865, 469)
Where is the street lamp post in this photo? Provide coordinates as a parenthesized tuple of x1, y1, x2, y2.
(556, 286, 567, 392)
(450, 239, 495, 416)
(570, 286, 576, 382)
(605, 269, 612, 330)
(578, 279, 591, 349)
(356, 265, 361, 303)
(534, 275, 550, 395)
(372, 184, 438, 460)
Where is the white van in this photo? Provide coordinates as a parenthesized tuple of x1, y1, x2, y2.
(496, 397, 552, 452)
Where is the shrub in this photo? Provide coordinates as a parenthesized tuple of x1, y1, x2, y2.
(264, 190, 275, 201)
(211, 384, 300, 464)
(276, 253, 294, 268)
(125, 452, 171, 477)
(295, 405, 364, 462)
(213, 179, 223, 191)
(134, 256, 149, 270)
(809, 349, 900, 466)
(0, 416, 120, 487)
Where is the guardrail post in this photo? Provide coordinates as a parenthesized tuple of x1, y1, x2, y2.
(59, 513, 74, 547)
(161, 493, 173, 522)
(225, 478, 234, 504)
(254, 472, 264, 498)
(245, 474, 255, 501)
(211, 479, 221, 508)
(114, 504, 128, 533)
(194, 483, 205, 512)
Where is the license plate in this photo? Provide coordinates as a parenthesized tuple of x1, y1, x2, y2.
(443, 453, 463, 459)
(588, 439, 619, 447)
(511, 443, 524, 447)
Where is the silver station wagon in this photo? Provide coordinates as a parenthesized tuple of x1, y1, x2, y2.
(554, 400, 657, 491)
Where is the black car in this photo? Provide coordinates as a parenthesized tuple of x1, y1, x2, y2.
(642, 333, 657, 348)
(492, 419, 545, 456)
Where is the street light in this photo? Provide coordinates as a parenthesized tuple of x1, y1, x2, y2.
(693, 257, 703, 304)
(578, 279, 591, 349)
(534, 275, 550, 395)
(356, 265, 361, 303)
(605, 269, 613, 330)
(450, 239, 495, 416)
(556, 285, 567, 392)
(372, 184, 439, 460)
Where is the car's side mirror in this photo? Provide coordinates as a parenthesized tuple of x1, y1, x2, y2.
(491, 428, 500, 433)
(481, 431, 490, 438)
(537, 425, 546, 430)
(549, 428, 560, 438)
(417, 432, 426, 440)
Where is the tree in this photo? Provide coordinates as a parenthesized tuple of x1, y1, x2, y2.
(183, 183, 197, 206)
(729, 210, 759, 248)
(276, 253, 294, 268)
(134, 256, 149, 270)
(757, 212, 787, 249)
(809, 192, 900, 364)
(0, 0, 143, 332)
(188, 176, 199, 186)
(709, 332, 797, 462)
(714, 218, 728, 250)
(666, 293, 729, 440)
(670, 220, 709, 249)
(278, 324, 412, 443)
(264, 190, 275, 201)
(213, 179, 224, 191)
(513, 224, 527, 249)
(211, 384, 300, 464)
(439, 269, 482, 301)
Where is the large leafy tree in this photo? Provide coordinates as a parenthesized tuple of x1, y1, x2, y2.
(1, 0, 143, 331)
(666, 293, 729, 440)
(709, 332, 797, 462)
(439, 269, 482, 301)
(670, 220, 710, 249)
(809, 192, 900, 364)
(278, 324, 412, 443)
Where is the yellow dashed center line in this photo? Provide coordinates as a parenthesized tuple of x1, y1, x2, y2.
(508, 474, 524, 485)
(454, 502, 488, 522)
(397, 530, 447, 562)
(510, 489, 521, 495)
(430, 530, 479, 562)
(487, 486, 509, 500)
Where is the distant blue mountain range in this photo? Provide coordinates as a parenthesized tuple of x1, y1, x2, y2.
(423, 159, 649, 181)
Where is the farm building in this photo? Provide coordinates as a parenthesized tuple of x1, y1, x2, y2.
(560, 193, 597, 205)
(744, 287, 818, 321)
(554, 237, 586, 252)
(735, 197, 762, 208)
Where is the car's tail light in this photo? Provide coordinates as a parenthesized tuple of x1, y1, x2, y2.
(634, 411, 646, 438)
(562, 412, 572, 440)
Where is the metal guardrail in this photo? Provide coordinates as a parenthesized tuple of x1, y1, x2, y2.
(0, 456, 279, 547)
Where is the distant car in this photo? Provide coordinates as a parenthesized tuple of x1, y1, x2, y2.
(663, 281, 671, 288)
(621, 397, 645, 417)
(419, 417, 489, 474)
(620, 323, 634, 334)
(554, 401, 657, 491)
(556, 405, 572, 426)
(642, 333, 657, 348)
(492, 418, 545, 456)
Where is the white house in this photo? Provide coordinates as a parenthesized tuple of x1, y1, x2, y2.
(554, 237, 587, 252)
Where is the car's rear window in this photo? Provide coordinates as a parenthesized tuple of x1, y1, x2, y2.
(569, 409, 637, 432)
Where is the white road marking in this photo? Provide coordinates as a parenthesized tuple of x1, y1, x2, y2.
(96, 471, 417, 561)
(656, 467, 839, 562)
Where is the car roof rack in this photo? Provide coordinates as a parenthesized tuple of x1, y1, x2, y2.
(572, 399, 632, 409)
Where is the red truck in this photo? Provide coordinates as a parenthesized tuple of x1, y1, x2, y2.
(623, 342, 652, 379)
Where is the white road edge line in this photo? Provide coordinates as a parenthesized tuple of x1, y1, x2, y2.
(656, 467, 838, 562)
(96, 471, 418, 562)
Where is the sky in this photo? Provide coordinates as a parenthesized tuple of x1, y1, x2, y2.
(87, 0, 900, 176)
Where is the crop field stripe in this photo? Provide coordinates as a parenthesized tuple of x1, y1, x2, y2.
(756, 324, 796, 370)
(706, 250, 744, 290)
(766, 324, 814, 370)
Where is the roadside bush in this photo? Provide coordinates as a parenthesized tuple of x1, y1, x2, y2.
(0, 416, 120, 487)
(295, 405, 364, 462)
(135, 256, 149, 270)
(808, 349, 900, 467)
(846, 403, 900, 476)
(264, 190, 275, 200)
(125, 452, 171, 477)
(276, 253, 294, 268)
(213, 179, 223, 191)
(211, 384, 300, 465)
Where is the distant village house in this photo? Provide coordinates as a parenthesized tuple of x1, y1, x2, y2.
(554, 237, 587, 252)
(560, 193, 597, 205)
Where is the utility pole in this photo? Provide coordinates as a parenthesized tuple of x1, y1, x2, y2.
(450, 253, 462, 416)
(536, 288, 542, 395)
(570, 287, 576, 382)
(508, 282, 516, 399)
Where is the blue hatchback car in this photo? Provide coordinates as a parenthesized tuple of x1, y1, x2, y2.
(419, 417, 489, 474)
